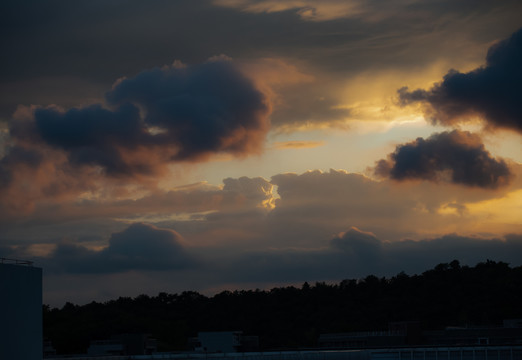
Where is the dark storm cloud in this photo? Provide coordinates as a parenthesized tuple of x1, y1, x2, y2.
(8, 59, 270, 176)
(374, 130, 512, 188)
(106, 60, 270, 160)
(46, 223, 193, 274)
(33, 104, 145, 175)
(399, 28, 522, 133)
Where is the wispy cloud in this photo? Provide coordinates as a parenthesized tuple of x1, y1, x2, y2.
(213, 0, 365, 21)
(272, 141, 325, 149)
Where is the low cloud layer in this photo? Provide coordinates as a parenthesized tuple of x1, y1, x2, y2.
(210, 227, 522, 286)
(399, 28, 522, 133)
(24, 222, 522, 291)
(374, 130, 512, 188)
(44, 223, 193, 274)
(329, 229, 522, 278)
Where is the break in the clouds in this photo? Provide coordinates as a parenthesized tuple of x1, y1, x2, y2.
(45, 223, 193, 274)
(7, 59, 270, 178)
(399, 27, 522, 133)
(374, 130, 512, 189)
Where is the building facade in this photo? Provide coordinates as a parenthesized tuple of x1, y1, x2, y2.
(0, 259, 43, 360)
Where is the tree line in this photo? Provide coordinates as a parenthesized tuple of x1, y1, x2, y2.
(43, 260, 522, 354)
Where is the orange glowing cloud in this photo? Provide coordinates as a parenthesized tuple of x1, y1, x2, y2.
(272, 141, 325, 150)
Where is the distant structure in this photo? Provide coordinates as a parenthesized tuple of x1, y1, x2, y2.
(87, 334, 157, 355)
(43, 340, 57, 357)
(0, 258, 42, 360)
(189, 331, 260, 353)
(503, 319, 522, 329)
(425, 322, 522, 346)
(320, 320, 522, 350)
(319, 321, 422, 349)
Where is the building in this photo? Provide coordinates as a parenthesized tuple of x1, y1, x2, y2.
(320, 320, 522, 350)
(87, 333, 157, 355)
(319, 331, 406, 349)
(189, 331, 260, 353)
(43, 340, 57, 358)
(319, 322, 422, 349)
(0, 258, 42, 360)
(424, 323, 522, 346)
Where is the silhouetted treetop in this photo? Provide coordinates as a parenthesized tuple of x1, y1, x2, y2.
(44, 260, 522, 354)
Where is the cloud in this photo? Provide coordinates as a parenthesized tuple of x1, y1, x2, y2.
(331, 227, 381, 258)
(0, 59, 273, 215)
(32, 104, 147, 175)
(5, 167, 522, 256)
(341, 231, 522, 276)
(20, 59, 271, 176)
(220, 228, 522, 285)
(39, 228, 522, 306)
(46, 223, 193, 274)
(374, 130, 512, 188)
(213, 0, 363, 21)
(211, 0, 434, 22)
(239, 58, 351, 129)
(398, 27, 522, 133)
(6, 166, 521, 304)
(3, 0, 520, 133)
(106, 59, 271, 161)
(272, 141, 325, 149)
(0, 176, 276, 228)
(0, 146, 42, 187)
(222, 176, 274, 210)
(266, 167, 522, 246)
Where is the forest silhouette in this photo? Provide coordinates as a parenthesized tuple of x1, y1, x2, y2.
(43, 260, 522, 354)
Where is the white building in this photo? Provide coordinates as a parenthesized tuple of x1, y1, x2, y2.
(0, 259, 43, 360)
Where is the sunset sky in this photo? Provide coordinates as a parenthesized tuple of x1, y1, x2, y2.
(1, 0, 521, 306)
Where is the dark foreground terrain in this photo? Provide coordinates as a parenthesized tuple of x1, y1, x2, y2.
(44, 260, 522, 354)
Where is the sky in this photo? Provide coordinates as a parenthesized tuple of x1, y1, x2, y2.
(1, 0, 521, 307)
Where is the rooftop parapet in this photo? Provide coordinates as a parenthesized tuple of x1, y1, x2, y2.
(0, 257, 34, 266)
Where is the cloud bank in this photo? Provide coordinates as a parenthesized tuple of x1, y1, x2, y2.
(45, 223, 193, 274)
(205, 226, 522, 285)
(20, 222, 522, 288)
(374, 130, 512, 188)
(399, 27, 522, 133)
